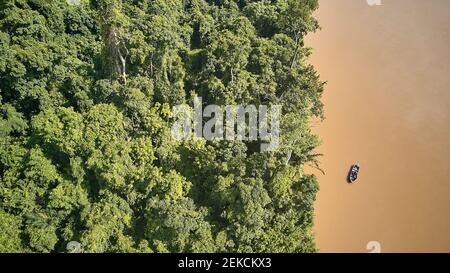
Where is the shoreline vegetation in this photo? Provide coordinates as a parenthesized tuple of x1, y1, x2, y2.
(0, 0, 324, 253)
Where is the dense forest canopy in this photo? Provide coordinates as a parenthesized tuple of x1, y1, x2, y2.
(0, 0, 324, 253)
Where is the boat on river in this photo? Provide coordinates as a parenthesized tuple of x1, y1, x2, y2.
(348, 164, 360, 183)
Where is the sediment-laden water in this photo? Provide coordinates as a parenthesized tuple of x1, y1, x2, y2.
(307, 0, 450, 252)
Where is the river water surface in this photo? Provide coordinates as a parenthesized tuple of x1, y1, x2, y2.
(306, 0, 450, 252)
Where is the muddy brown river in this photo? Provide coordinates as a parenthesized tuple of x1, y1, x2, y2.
(306, 0, 450, 252)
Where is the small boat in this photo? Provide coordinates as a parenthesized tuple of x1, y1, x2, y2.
(348, 164, 360, 183)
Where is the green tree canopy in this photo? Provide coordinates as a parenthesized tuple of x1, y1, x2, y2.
(0, 0, 324, 253)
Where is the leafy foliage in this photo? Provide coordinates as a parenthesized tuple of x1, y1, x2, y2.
(0, 0, 324, 253)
